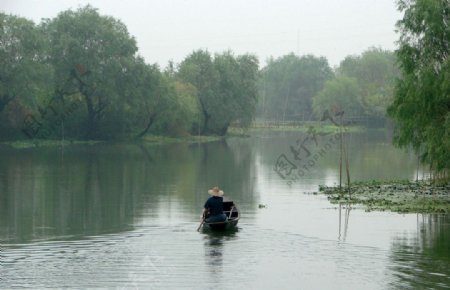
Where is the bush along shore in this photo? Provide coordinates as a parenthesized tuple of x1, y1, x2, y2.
(317, 180, 450, 213)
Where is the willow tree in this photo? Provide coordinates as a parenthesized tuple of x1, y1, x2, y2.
(0, 13, 49, 113)
(312, 76, 364, 118)
(0, 13, 53, 139)
(177, 50, 259, 135)
(257, 54, 333, 121)
(339, 48, 399, 125)
(42, 5, 138, 139)
(388, 0, 450, 175)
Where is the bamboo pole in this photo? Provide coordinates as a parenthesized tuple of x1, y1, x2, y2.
(339, 115, 343, 191)
(340, 116, 351, 200)
(338, 203, 342, 241)
(343, 137, 351, 199)
(343, 203, 351, 241)
(416, 154, 420, 182)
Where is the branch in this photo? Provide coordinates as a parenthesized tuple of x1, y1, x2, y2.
(135, 112, 158, 139)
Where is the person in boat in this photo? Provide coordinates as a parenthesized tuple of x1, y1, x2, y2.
(202, 186, 227, 223)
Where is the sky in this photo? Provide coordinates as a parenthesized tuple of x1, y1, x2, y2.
(1, 0, 402, 68)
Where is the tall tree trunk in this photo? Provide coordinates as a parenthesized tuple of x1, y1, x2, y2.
(218, 122, 230, 136)
(199, 98, 210, 135)
(135, 112, 157, 139)
(73, 68, 99, 139)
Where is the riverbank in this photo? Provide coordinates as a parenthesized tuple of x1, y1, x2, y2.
(1, 122, 368, 148)
(141, 134, 222, 144)
(0, 134, 224, 149)
(318, 180, 450, 213)
(0, 139, 102, 149)
(228, 123, 366, 136)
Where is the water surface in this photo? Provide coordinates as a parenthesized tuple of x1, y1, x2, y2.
(1, 130, 449, 289)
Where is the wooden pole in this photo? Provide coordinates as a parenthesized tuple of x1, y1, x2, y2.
(338, 203, 342, 241)
(343, 137, 351, 199)
(228, 206, 234, 220)
(339, 115, 343, 190)
(197, 216, 205, 232)
(416, 153, 420, 182)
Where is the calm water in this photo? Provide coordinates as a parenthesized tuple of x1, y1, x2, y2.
(1, 130, 449, 289)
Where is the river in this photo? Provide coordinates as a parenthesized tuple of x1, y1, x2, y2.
(0, 130, 449, 289)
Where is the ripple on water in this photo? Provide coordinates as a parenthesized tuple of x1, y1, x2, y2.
(1, 223, 449, 289)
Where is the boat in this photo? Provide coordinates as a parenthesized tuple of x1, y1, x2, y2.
(202, 200, 240, 231)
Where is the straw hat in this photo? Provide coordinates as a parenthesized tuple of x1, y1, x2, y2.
(208, 186, 224, 197)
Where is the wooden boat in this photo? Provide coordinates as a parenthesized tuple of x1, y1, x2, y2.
(203, 200, 240, 231)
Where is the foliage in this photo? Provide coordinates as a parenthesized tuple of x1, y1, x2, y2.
(257, 53, 333, 121)
(311, 48, 398, 126)
(213, 52, 259, 129)
(0, 5, 412, 141)
(388, 0, 450, 172)
(0, 6, 208, 140)
(177, 50, 259, 135)
(42, 5, 139, 139)
(148, 77, 200, 136)
(338, 48, 399, 120)
(0, 13, 52, 139)
(312, 76, 364, 118)
(177, 50, 219, 134)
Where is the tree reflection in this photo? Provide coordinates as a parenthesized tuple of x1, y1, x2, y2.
(389, 214, 450, 289)
(0, 139, 257, 243)
(338, 202, 351, 242)
(0, 145, 140, 243)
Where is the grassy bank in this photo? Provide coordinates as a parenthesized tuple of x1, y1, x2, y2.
(0, 134, 224, 149)
(141, 134, 223, 144)
(228, 123, 366, 136)
(1, 122, 368, 148)
(318, 180, 450, 213)
(0, 139, 102, 149)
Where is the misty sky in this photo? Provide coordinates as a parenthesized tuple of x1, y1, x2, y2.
(1, 0, 402, 68)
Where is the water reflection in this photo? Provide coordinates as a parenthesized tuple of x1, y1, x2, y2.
(203, 229, 239, 278)
(0, 145, 140, 243)
(1, 131, 449, 289)
(0, 139, 256, 244)
(389, 214, 450, 289)
(338, 203, 351, 242)
(255, 129, 420, 183)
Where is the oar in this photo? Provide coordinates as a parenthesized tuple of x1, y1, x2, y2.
(228, 206, 234, 219)
(197, 215, 205, 231)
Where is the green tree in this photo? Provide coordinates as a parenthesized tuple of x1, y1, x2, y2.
(99, 55, 199, 138)
(106, 56, 162, 139)
(339, 48, 398, 124)
(388, 0, 450, 173)
(166, 80, 200, 135)
(233, 54, 260, 127)
(312, 76, 364, 118)
(42, 5, 138, 139)
(0, 13, 51, 138)
(212, 52, 259, 132)
(257, 54, 333, 121)
(177, 50, 259, 135)
(177, 50, 218, 134)
(148, 78, 200, 136)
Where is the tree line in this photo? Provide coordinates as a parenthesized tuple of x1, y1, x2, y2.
(0, 6, 258, 140)
(257, 49, 399, 127)
(1, 2, 448, 176)
(0, 5, 400, 141)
